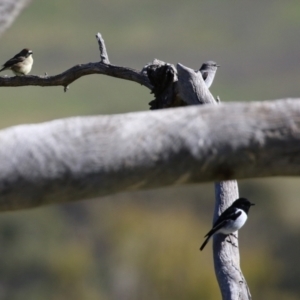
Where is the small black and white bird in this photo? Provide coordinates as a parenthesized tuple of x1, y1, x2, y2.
(0, 48, 33, 76)
(198, 60, 220, 88)
(200, 197, 254, 251)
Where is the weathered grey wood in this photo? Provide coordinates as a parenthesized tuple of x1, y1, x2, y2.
(0, 61, 152, 90)
(213, 182, 251, 299)
(0, 34, 152, 90)
(0, 99, 300, 211)
(177, 62, 247, 299)
(96, 32, 110, 64)
(177, 63, 217, 105)
(145, 59, 179, 109)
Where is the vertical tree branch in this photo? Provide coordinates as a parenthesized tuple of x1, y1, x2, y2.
(176, 64, 251, 299)
(96, 32, 110, 64)
(214, 181, 251, 299)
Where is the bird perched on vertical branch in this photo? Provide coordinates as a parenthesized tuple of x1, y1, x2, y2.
(0, 48, 33, 75)
(200, 197, 254, 251)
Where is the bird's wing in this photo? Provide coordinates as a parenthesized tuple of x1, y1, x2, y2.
(203, 209, 242, 238)
(214, 206, 241, 226)
(201, 71, 208, 81)
(2, 56, 25, 68)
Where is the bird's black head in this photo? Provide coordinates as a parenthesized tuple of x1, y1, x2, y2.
(232, 197, 255, 214)
(200, 60, 220, 71)
(20, 48, 33, 57)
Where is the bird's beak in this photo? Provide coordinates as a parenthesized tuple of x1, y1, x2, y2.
(217, 65, 220, 68)
(250, 203, 255, 206)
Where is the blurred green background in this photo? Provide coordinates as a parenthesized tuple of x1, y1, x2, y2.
(1, 1, 300, 299)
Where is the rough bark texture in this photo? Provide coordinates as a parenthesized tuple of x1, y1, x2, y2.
(0, 62, 152, 90)
(175, 62, 249, 299)
(214, 182, 251, 299)
(96, 33, 110, 64)
(176, 63, 216, 105)
(1, 99, 300, 212)
(0, 32, 152, 91)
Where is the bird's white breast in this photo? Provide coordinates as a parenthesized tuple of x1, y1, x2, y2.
(219, 209, 248, 234)
(22, 55, 33, 74)
(13, 55, 33, 75)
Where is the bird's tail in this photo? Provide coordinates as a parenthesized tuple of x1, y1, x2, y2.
(0, 67, 5, 72)
(199, 236, 211, 251)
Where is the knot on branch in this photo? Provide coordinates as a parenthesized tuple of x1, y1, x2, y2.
(144, 59, 186, 110)
(144, 59, 218, 110)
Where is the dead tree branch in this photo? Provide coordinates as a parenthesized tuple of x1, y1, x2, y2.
(0, 61, 152, 90)
(0, 98, 300, 212)
(96, 33, 110, 64)
(214, 182, 251, 299)
(0, 32, 152, 91)
(172, 62, 250, 299)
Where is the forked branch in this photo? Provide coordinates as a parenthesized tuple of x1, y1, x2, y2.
(0, 32, 152, 91)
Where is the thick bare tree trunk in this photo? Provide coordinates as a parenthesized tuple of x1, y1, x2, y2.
(1, 99, 300, 212)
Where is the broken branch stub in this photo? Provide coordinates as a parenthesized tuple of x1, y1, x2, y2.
(144, 60, 218, 109)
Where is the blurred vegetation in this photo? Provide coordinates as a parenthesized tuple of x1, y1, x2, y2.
(1, 0, 300, 299)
